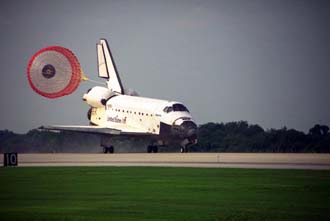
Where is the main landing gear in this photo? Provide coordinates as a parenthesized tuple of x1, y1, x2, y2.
(101, 136, 114, 154)
(147, 145, 158, 153)
(103, 145, 114, 154)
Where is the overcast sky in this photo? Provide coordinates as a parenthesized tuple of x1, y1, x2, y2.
(0, 0, 329, 133)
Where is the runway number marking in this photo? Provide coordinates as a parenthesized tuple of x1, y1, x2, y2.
(3, 153, 18, 167)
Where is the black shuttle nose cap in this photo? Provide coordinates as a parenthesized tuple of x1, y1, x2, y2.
(180, 121, 198, 137)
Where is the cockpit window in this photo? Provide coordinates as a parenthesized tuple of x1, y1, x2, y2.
(163, 104, 189, 113)
(173, 104, 189, 112)
(163, 106, 173, 113)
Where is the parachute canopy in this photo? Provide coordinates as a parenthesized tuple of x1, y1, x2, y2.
(27, 46, 82, 98)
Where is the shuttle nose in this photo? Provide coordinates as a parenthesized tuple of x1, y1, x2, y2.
(180, 121, 198, 141)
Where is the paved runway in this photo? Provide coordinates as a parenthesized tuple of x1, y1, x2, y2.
(2, 153, 330, 169)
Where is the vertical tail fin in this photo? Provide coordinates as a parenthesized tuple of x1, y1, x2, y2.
(97, 39, 124, 94)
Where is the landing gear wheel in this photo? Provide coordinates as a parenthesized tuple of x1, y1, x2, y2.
(180, 146, 189, 153)
(103, 146, 114, 154)
(109, 146, 114, 154)
(103, 146, 108, 154)
(147, 145, 158, 153)
(147, 145, 153, 153)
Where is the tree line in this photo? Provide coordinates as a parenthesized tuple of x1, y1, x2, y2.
(192, 121, 330, 153)
(0, 121, 329, 153)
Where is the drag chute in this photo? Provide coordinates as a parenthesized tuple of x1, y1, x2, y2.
(27, 46, 83, 98)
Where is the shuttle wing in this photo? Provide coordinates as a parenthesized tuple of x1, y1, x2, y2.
(39, 125, 121, 135)
(97, 39, 124, 94)
(39, 125, 152, 137)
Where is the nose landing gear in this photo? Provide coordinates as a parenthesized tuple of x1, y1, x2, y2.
(180, 138, 196, 153)
(180, 146, 189, 153)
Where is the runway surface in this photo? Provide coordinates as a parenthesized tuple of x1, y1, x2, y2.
(2, 153, 330, 169)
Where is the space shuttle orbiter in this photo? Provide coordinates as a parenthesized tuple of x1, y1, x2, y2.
(40, 39, 197, 153)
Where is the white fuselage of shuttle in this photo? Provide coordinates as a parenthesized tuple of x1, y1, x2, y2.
(87, 92, 195, 137)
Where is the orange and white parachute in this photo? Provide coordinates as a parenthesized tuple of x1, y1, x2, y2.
(27, 46, 86, 98)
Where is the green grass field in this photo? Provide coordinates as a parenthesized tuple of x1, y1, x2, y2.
(0, 167, 329, 221)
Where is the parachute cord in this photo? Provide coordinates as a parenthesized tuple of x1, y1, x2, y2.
(86, 78, 107, 85)
(81, 71, 106, 85)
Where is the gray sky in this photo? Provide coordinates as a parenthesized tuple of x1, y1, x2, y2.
(0, 0, 329, 133)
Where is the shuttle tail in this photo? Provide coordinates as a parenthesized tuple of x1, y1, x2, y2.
(97, 39, 124, 94)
